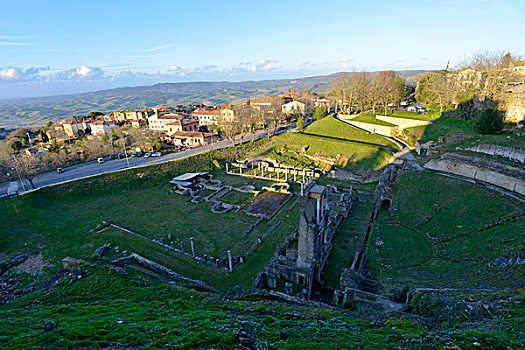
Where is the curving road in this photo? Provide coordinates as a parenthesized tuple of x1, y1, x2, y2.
(0, 125, 294, 199)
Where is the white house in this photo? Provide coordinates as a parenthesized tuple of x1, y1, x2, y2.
(90, 121, 116, 136)
(282, 101, 306, 114)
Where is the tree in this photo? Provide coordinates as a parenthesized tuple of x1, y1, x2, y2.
(296, 116, 305, 131)
(88, 111, 104, 118)
(474, 108, 503, 134)
(375, 71, 397, 116)
(353, 71, 372, 114)
(39, 129, 49, 143)
(416, 71, 453, 116)
(329, 73, 351, 113)
(219, 120, 240, 146)
(7, 139, 23, 153)
(12, 154, 43, 189)
(313, 106, 327, 120)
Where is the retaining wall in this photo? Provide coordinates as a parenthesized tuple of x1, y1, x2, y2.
(464, 144, 525, 164)
(375, 115, 432, 130)
(424, 153, 525, 195)
(344, 120, 398, 137)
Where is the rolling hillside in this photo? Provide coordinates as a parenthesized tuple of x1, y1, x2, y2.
(0, 70, 428, 128)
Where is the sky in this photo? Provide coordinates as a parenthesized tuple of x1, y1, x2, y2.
(0, 0, 524, 99)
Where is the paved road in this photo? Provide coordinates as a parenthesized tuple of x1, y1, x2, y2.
(0, 125, 293, 199)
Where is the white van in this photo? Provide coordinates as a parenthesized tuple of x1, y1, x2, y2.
(97, 157, 105, 164)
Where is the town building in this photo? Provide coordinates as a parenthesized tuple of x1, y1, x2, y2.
(170, 131, 218, 148)
(165, 119, 200, 134)
(147, 114, 184, 132)
(90, 121, 116, 136)
(190, 110, 221, 126)
(282, 100, 306, 115)
(220, 108, 235, 122)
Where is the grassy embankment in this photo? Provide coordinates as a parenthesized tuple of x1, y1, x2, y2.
(0, 143, 305, 292)
(2, 265, 523, 349)
(245, 115, 397, 174)
(366, 171, 525, 292)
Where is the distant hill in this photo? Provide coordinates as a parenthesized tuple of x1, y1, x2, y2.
(0, 70, 429, 128)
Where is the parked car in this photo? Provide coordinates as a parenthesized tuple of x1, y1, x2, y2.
(130, 152, 136, 158)
(97, 157, 105, 164)
(136, 152, 143, 157)
(109, 154, 117, 160)
(151, 152, 162, 157)
(56, 168, 64, 174)
(118, 153, 125, 159)
(144, 152, 152, 158)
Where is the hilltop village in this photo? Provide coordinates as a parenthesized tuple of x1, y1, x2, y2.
(0, 54, 524, 349)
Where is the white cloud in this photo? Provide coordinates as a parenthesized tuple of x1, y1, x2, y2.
(256, 58, 279, 71)
(140, 44, 174, 53)
(0, 41, 29, 46)
(0, 66, 47, 83)
(0, 35, 26, 39)
(48, 65, 104, 81)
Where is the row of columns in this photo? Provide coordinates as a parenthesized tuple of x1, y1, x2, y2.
(178, 237, 233, 272)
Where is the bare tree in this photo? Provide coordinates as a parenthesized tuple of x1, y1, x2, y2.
(352, 71, 372, 114)
(416, 71, 453, 116)
(329, 73, 351, 113)
(375, 71, 397, 116)
(12, 154, 43, 189)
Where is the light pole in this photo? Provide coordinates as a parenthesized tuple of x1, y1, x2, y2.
(121, 139, 130, 168)
(11, 157, 27, 191)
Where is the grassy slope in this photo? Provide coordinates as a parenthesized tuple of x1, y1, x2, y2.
(0, 148, 302, 292)
(367, 171, 525, 291)
(2, 266, 522, 349)
(246, 116, 397, 174)
(304, 115, 398, 148)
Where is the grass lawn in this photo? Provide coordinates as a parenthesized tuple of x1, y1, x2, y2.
(247, 132, 394, 174)
(219, 189, 256, 205)
(365, 171, 525, 291)
(0, 159, 299, 292)
(386, 110, 440, 121)
(4, 264, 520, 350)
(322, 195, 374, 288)
(304, 115, 399, 148)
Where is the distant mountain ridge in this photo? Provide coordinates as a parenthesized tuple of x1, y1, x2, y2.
(0, 70, 429, 128)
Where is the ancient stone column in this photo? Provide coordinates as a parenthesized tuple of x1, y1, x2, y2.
(227, 250, 233, 272)
(190, 237, 195, 257)
(285, 282, 293, 295)
(216, 258, 220, 267)
(226, 163, 229, 172)
(257, 236, 262, 244)
(316, 197, 321, 224)
(181, 241, 185, 253)
(268, 273, 277, 289)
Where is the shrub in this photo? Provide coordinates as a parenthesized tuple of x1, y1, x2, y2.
(474, 108, 503, 134)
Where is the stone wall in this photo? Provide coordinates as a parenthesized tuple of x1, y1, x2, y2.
(375, 115, 432, 130)
(464, 144, 525, 164)
(424, 153, 525, 195)
(505, 94, 525, 123)
(344, 119, 398, 137)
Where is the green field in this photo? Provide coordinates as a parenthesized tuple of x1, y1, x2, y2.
(3, 264, 522, 349)
(246, 115, 397, 174)
(367, 171, 525, 291)
(247, 132, 393, 174)
(0, 154, 302, 292)
(304, 115, 399, 148)
(322, 195, 374, 288)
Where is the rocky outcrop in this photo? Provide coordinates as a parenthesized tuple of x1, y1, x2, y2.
(424, 152, 525, 195)
(62, 257, 87, 270)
